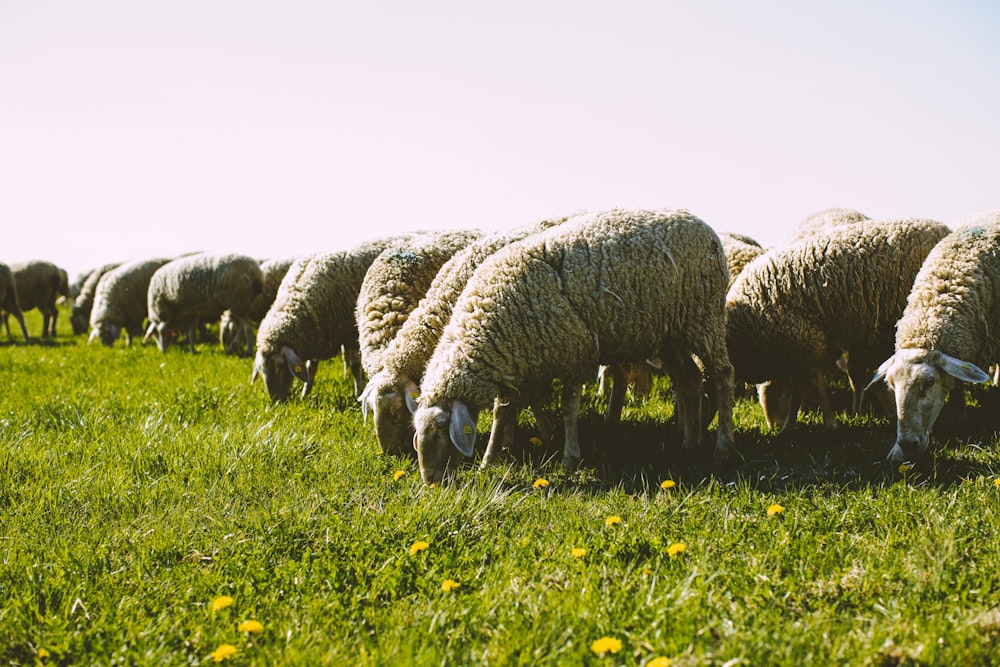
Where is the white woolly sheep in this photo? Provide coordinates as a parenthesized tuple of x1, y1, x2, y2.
(89, 258, 171, 346)
(145, 252, 263, 353)
(0, 263, 30, 341)
(867, 212, 1000, 464)
(220, 257, 296, 353)
(785, 207, 870, 245)
(356, 229, 482, 382)
(411, 208, 736, 485)
(71, 262, 122, 335)
(251, 234, 420, 402)
(726, 218, 950, 433)
(358, 217, 573, 456)
(7, 260, 70, 337)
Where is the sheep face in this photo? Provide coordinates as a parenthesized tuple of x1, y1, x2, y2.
(374, 388, 417, 455)
(252, 346, 311, 402)
(70, 311, 89, 336)
(412, 400, 477, 485)
(869, 348, 989, 463)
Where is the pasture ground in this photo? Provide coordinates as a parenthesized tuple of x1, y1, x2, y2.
(2, 306, 1000, 665)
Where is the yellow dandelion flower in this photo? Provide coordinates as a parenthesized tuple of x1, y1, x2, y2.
(393, 470, 406, 481)
(529, 436, 543, 447)
(667, 542, 686, 557)
(533, 478, 550, 489)
(211, 595, 234, 612)
(647, 657, 672, 667)
(898, 463, 911, 474)
(605, 515, 622, 527)
(590, 636, 623, 655)
(209, 644, 238, 662)
(37, 648, 50, 660)
(993, 478, 1000, 487)
(766, 503, 785, 516)
(238, 619, 264, 634)
(640, 568, 653, 576)
(660, 480, 676, 490)
(409, 540, 430, 555)
(572, 547, 587, 558)
(441, 579, 461, 592)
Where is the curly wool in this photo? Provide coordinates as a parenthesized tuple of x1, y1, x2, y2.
(718, 231, 765, 287)
(70, 262, 122, 335)
(90, 258, 171, 345)
(894, 212, 1000, 366)
(356, 229, 483, 378)
(147, 253, 263, 334)
(785, 207, 870, 245)
(726, 218, 951, 387)
(420, 209, 732, 413)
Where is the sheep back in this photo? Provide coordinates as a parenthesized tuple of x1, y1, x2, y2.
(71, 262, 122, 335)
(90, 258, 171, 345)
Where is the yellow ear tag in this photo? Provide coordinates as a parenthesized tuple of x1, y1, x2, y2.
(294, 365, 303, 374)
(463, 425, 473, 435)
(410, 391, 420, 400)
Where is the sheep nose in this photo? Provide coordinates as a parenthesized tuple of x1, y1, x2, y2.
(896, 437, 920, 458)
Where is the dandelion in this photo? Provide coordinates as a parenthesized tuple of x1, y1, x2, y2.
(533, 478, 550, 489)
(647, 658, 672, 667)
(37, 648, 50, 660)
(441, 579, 461, 592)
(667, 542, 686, 557)
(898, 463, 911, 474)
(211, 595, 234, 612)
(572, 547, 587, 558)
(660, 480, 676, 490)
(409, 540, 430, 555)
(238, 619, 264, 634)
(393, 470, 406, 481)
(529, 436, 543, 447)
(766, 503, 785, 517)
(993, 478, 1000, 487)
(605, 515, 622, 527)
(590, 636, 623, 655)
(209, 644, 238, 662)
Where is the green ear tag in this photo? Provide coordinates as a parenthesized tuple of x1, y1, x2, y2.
(463, 425, 473, 435)
(294, 365, 303, 374)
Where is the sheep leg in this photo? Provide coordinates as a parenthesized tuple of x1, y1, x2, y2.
(561, 383, 583, 471)
(810, 367, 840, 430)
(13, 312, 29, 341)
(481, 398, 516, 467)
(662, 348, 703, 452)
(345, 347, 364, 397)
(703, 356, 736, 464)
(529, 402, 555, 443)
(605, 363, 627, 424)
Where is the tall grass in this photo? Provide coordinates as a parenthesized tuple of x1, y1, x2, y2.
(1, 306, 999, 665)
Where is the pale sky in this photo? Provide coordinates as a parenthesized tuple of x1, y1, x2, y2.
(2, 0, 999, 280)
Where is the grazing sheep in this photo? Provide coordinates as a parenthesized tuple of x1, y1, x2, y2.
(8, 260, 69, 337)
(356, 229, 482, 381)
(411, 208, 736, 484)
(0, 263, 30, 341)
(145, 253, 263, 353)
(718, 231, 766, 288)
(726, 218, 950, 433)
(88, 258, 171, 346)
(867, 213, 1000, 464)
(70, 262, 122, 335)
(359, 217, 573, 455)
(220, 257, 296, 353)
(252, 234, 420, 402)
(785, 207, 870, 245)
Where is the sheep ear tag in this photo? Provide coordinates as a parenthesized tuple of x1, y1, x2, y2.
(936, 352, 990, 384)
(282, 346, 311, 383)
(449, 401, 477, 457)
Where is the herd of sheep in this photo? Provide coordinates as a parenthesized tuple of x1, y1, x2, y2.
(3, 206, 999, 483)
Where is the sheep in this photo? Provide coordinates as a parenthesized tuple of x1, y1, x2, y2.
(411, 208, 736, 484)
(145, 252, 263, 353)
(726, 217, 950, 434)
(70, 262, 122, 335)
(0, 263, 30, 341)
(355, 229, 483, 381)
(251, 234, 421, 402)
(88, 258, 171, 346)
(220, 257, 296, 353)
(866, 213, 1000, 464)
(785, 207, 870, 245)
(358, 217, 573, 456)
(7, 260, 69, 337)
(718, 231, 765, 288)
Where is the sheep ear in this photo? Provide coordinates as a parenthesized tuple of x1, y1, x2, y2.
(250, 355, 263, 384)
(142, 322, 157, 344)
(449, 400, 477, 457)
(358, 381, 374, 422)
(403, 381, 420, 414)
(87, 329, 98, 345)
(865, 356, 893, 391)
(282, 346, 311, 383)
(935, 352, 990, 384)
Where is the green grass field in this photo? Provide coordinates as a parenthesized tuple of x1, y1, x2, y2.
(3, 306, 1000, 665)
